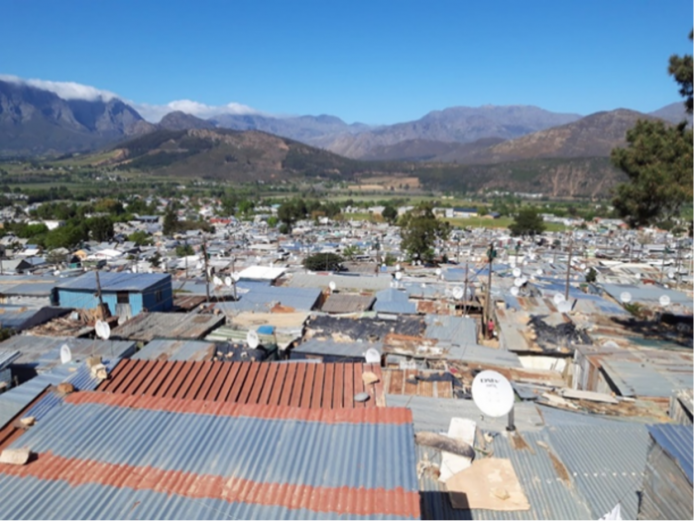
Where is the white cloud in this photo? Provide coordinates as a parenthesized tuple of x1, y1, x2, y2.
(0, 74, 260, 122)
(132, 99, 258, 123)
(0, 74, 118, 102)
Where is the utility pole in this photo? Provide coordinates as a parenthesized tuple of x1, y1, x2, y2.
(485, 242, 495, 337)
(463, 252, 469, 317)
(660, 234, 669, 285)
(231, 255, 237, 301)
(95, 269, 104, 306)
(564, 233, 573, 302)
(202, 241, 210, 302)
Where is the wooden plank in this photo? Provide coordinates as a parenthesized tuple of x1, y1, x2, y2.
(289, 363, 307, 408)
(436, 380, 452, 399)
(371, 364, 386, 407)
(418, 379, 433, 398)
(300, 364, 316, 409)
(387, 369, 404, 395)
(404, 369, 418, 395)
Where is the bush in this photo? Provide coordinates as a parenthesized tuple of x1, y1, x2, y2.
(303, 253, 343, 272)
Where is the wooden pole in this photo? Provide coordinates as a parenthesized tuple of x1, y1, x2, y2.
(202, 241, 210, 302)
(564, 233, 573, 301)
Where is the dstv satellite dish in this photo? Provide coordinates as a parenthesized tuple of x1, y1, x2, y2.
(659, 295, 671, 307)
(395, 271, 403, 281)
(224, 276, 232, 287)
(620, 292, 632, 304)
(510, 286, 520, 297)
(213, 276, 223, 286)
(60, 344, 72, 364)
(246, 330, 260, 349)
(514, 277, 524, 288)
(512, 267, 522, 278)
(364, 348, 380, 364)
(232, 272, 240, 282)
(452, 286, 465, 300)
(553, 293, 565, 305)
(558, 300, 572, 313)
(329, 281, 337, 292)
(472, 370, 515, 418)
(95, 320, 111, 340)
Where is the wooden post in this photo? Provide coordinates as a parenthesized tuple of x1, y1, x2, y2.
(564, 233, 573, 302)
(485, 242, 494, 337)
(202, 241, 210, 302)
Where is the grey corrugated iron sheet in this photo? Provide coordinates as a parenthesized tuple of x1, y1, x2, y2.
(386, 395, 545, 433)
(132, 339, 217, 361)
(602, 283, 693, 310)
(647, 424, 693, 485)
(56, 271, 170, 292)
(602, 358, 688, 398)
(417, 430, 594, 520)
(0, 349, 20, 371)
(373, 288, 417, 314)
(0, 335, 136, 373)
(286, 273, 393, 291)
(215, 284, 321, 313)
(546, 423, 650, 520)
(321, 294, 375, 314)
(424, 314, 477, 345)
(292, 338, 382, 360)
(0, 395, 420, 519)
(111, 312, 225, 342)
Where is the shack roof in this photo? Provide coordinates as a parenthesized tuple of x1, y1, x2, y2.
(0, 392, 419, 519)
(215, 284, 321, 313)
(321, 293, 375, 314)
(55, 271, 170, 292)
(99, 360, 386, 408)
(132, 339, 218, 361)
(111, 312, 225, 342)
(647, 423, 694, 485)
(287, 273, 393, 292)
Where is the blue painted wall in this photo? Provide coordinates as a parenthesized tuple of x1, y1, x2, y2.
(57, 278, 173, 316)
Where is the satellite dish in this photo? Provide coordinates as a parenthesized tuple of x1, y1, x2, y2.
(668, 269, 676, 279)
(603, 341, 620, 349)
(246, 330, 260, 349)
(536, 269, 543, 276)
(659, 295, 671, 307)
(510, 286, 520, 297)
(364, 348, 380, 364)
(396, 264, 401, 271)
(580, 263, 586, 270)
(213, 276, 223, 286)
(54, 270, 61, 276)
(255, 256, 261, 263)
(421, 283, 427, 289)
(452, 286, 465, 300)
(553, 293, 565, 305)
(512, 267, 522, 278)
(513, 277, 524, 288)
(60, 344, 72, 364)
(558, 300, 573, 313)
(620, 292, 632, 304)
(95, 320, 111, 340)
(472, 370, 515, 418)
(329, 281, 337, 292)
(354, 392, 370, 403)
(435, 268, 442, 276)
(196, 262, 204, 270)
(232, 272, 240, 282)
(395, 271, 403, 281)
(224, 276, 232, 287)
(635, 272, 642, 280)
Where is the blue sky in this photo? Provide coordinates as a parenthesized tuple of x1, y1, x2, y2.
(1, 0, 693, 124)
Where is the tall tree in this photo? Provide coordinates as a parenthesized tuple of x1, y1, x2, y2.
(611, 30, 693, 230)
(509, 207, 545, 237)
(399, 202, 450, 262)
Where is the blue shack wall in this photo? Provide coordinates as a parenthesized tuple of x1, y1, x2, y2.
(141, 277, 174, 313)
(57, 281, 173, 315)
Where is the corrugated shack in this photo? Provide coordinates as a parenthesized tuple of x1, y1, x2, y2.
(110, 312, 225, 342)
(56, 271, 174, 317)
(0, 392, 420, 519)
(320, 293, 375, 314)
(0, 275, 59, 306)
(670, 389, 694, 425)
(132, 339, 218, 362)
(0, 305, 69, 333)
(291, 339, 382, 363)
(638, 424, 693, 520)
(215, 283, 321, 314)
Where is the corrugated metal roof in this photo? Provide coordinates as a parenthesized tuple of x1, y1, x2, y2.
(133, 339, 218, 361)
(0, 349, 20, 371)
(545, 423, 650, 520)
(292, 338, 382, 361)
(0, 393, 419, 519)
(373, 288, 417, 314)
(321, 294, 375, 314)
(98, 360, 387, 408)
(56, 271, 170, 292)
(111, 312, 225, 342)
(215, 285, 321, 313)
(424, 314, 478, 345)
(417, 430, 594, 520)
(0, 335, 136, 373)
(647, 424, 693, 484)
(287, 273, 392, 291)
(602, 283, 693, 310)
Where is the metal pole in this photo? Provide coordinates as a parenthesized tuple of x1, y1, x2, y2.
(202, 241, 210, 302)
(506, 407, 516, 432)
(485, 242, 493, 337)
(95, 269, 104, 306)
(564, 233, 573, 302)
(463, 253, 469, 317)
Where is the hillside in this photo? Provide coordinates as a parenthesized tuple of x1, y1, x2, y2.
(158, 111, 214, 131)
(0, 79, 155, 157)
(95, 127, 402, 181)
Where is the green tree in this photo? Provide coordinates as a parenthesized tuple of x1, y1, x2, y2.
(303, 252, 343, 271)
(175, 244, 195, 257)
(399, 202, 451, 263)
(128, 230, 153, 246)
(163, 205, 179, 236)
(611, 30, 693, 230)
(87, 216, 114, 242)
(381, 204, 398, 224)
(509, 207, 545, 237)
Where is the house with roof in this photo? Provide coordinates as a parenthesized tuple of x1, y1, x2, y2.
(55, 271, 173, 317)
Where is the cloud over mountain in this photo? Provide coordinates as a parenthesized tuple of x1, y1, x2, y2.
(133, 99, 258, 122)
(0, 74, 118, 102)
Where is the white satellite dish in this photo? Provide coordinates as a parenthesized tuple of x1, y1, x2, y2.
(224, 276, 233, 287)
(196, 262, 204, 270)
(232, 272, 240, 282)
(396, 264, 401, 271)
(364, 348, 381, 364)
(255, 256, 261, 263)
(329, 281, 337, 292)
(452, 286, 465, 300)
(620, 292, 632, 304)
(395, 271, 403, 281)
(213, 276, 223, 286)
(54, 270, 61, 277)
(659, 295, 671, 307)
(95, 320, 111, 340)
(435, 268, 442, 276)
(510, 286, 520, 297)
(553, 293, 565, 305)
(558, 300, 573, 314)
(246, 330, 260, 349)
(60, 344, 72, 364)
(513, 277, 524, 288)
(472, 370, 515, 418)
(580, 263, 586, 270)
(536, 269, 543, 276)
(512, 267, 522, 278)
(603, 341, 620, 349)
(668, 269, 676, 279)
